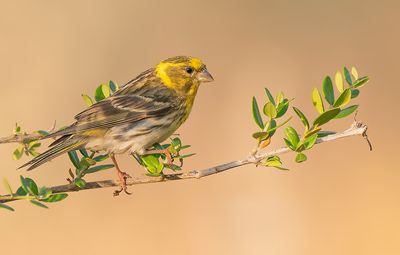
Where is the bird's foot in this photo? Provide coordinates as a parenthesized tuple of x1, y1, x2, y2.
(113, 171, 132, 196)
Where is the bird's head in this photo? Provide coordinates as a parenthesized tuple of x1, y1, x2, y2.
(155, 56, 214, 96)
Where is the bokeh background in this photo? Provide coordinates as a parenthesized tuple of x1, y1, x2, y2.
(0, 0, 398, 254)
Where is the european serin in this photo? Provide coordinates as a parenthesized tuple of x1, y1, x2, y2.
(20, 56, 214, 194)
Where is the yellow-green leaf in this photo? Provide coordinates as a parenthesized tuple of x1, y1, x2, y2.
(351, 66, 359, 80)
(333, 88, 351, 108)
(312, 88, 324, 114)
(335, 71, 344, 93)
(263, 102, 277, 119)
(313, 108, 340, 126)
(81, 94, 93, 107)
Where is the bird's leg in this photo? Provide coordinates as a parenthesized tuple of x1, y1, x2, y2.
(110, 154, 132, 196)
(142, 149, 173, 165)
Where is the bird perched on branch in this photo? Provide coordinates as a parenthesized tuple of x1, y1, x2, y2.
(20, 56, 214, 195)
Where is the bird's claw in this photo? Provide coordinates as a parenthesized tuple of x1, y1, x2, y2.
(113, 171, 132, 196)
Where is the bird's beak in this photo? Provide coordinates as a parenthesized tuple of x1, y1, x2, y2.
(197, 68, 214, 83)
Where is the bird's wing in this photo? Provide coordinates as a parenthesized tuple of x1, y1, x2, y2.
(46, 94, 172, 138)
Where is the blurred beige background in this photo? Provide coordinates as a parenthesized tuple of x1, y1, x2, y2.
(0, 0, 398, 254)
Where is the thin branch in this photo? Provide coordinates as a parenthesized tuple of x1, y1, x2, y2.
(0, 122, 369, 204)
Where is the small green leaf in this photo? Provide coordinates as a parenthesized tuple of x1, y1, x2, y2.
(252, 132, 269, 140)
(25, 178, 39, 196)
(335, 71, 344, 93)
(85, 164, 114, 174)
(142, 155, 164, 175)
(94, 84, 110, 102)
(38, 187, 52, 199)
(303, 133, 318, 150)
(276, 92, 284, 105)
(266, 119, 277, 136)
(0, 203, 15, 211)
(343, 67, 352, 85)
(171, 137, 182, 149)
(30, 200, 48, 209)
(68, 151, 81, 169)
(14, 124, 21, 134)
(317, 131, 336, 138)
(284, 127, 300, 148)
(263, 102, 277, 119)
(264, 88, 276, 105)
(322, 76, 335, 106)
(252, 97, 264, 129)
(81, 94, 93, 107)
(165, 164, 182, 171)
(264, 156, 282, 167)
(20, 176, 29, 194)
(15, 186, 27, 196)
(351, 67, 359, 80)
(28, 141, 41, 150)
(312, 88, 324, 114)
(79, 149, 89, 157)
(335, 105, 359, 119)
(295, 153, 307, 163)
(109, 80, 119, 93)
(93, 154, 109, 162)
(284, 138, 295, 150)
(74, 178, 87, 188)
(276, 99, 289, 118)
(304, 127, 321, 138)
(36, 130, 50, 136)
(177, 153, 196, 159)
(3, 178, 13, 195)
(351, 89, 360, 98)
(42, 193, 68, 203)
(352, 76, 369, 88)
(12, 146, 24, 160)
(293, 107, 309, 131)
(313, 108, 340, 127)
(333, 88, 351, 108)
(80, 157, 96, 169)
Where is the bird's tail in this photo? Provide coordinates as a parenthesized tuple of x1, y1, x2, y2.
(19, 136, 87, 171)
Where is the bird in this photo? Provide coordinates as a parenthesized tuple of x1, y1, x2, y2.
(20, 56, 214, 195)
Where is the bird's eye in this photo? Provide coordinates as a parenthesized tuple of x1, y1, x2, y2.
(185, 67, 194, 74)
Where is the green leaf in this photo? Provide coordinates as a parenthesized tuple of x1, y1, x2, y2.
(317, 131, 336, 138)
(142, 155, 164, 175)
(14, 124, 21, 134)
(313, 108, 340, 127)
(165, 164, 181, 171)
(264, 88, 276, 106)
(322, 76, 335, 105)
(0, 203, 15, 211)
(266, 119, 277, 136)
(284, 127, 300, 148)
(3, 178, 13, 195)
(15, 186, 27, 196)
(28, 141, 41, 150)
(312, 88, 324, 114)
(74, 178, 86, 188)
(252, 132, 269, 140)
(293, 107, 309, 131)
(295, 153, 307, 163)
(304, 127, 321, 138)
(68, 151, 81, 169)
(263, 102, 277, 119)
(80, 157, 96, 169)
(252, 97, 264, 129)
(20, 176, 29, 194)
(335, 71, 344, 93)
(25, 178, 39, 196)
(109, 80, 119, 93)
(79, 149, 89, 157)
(276, 92, 284, 105)
(343, 67, 352, 85)
(93, 154, 109, 162)
(351, 89, 360, 98)
(171, 137, 182, 149)
(95, 84, 111, 102)
(81, 94, 93, 107)
(12, 146, 24, 160)
(352, 76, 369, 88)
(335, 105, 359, 119)
(303, 134, 318, 150)
(38, 187, 52, 199)
(42, 193, 68, 203)
(85, 164, 114, 174)
(177, 153, 196, 159)
(284, 138, 295, 150)
(276, 99, 289, 118)
(30, 200, 48, 209)
(264, 156, 282, 167)
(351, 67, 359, 80)
(333, 88, 351, 108)
(36, 130, 50, 136)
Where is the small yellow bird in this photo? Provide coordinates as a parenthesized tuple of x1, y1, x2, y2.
(20, 56, 214, 194)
